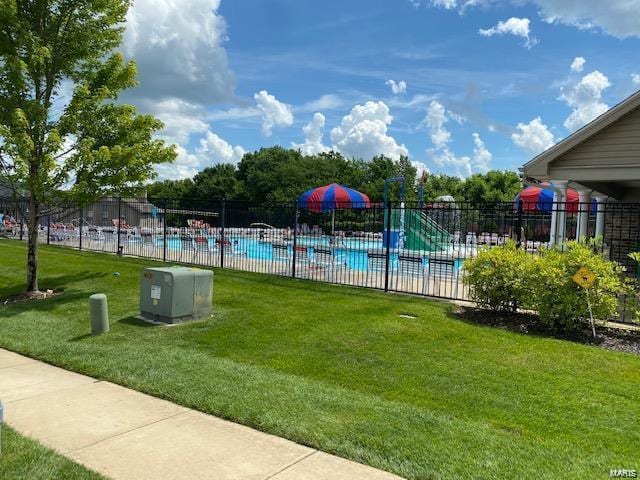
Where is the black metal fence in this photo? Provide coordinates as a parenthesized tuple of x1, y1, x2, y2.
(1, 196, 639, 322)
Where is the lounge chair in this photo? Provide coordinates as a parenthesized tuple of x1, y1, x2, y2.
(426, 255, 459, 298)
(395, 252, 427, 294)
(365, 249, 387, 288)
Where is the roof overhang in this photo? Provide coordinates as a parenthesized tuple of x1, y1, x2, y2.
(522, 89, 640, 182)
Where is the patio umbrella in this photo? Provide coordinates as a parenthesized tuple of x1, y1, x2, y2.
(298, 183, 370, 234)
(515, 184, 580, 213)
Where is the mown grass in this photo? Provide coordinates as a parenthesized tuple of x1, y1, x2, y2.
(0, 426, 103, 480)
(0, 239, 639, 479)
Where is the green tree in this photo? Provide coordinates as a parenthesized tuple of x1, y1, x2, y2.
(0, 0, 175, 293)
(147, 179, 194, 205)
(421, 174, 464, 202)
(192, 164, 246, 201)
(361, 155, 416, 202)
(461, 171, 522, 203)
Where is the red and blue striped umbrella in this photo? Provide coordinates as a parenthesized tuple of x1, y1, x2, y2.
(299, 183, 370, 213)
(514, 184, 580, 213)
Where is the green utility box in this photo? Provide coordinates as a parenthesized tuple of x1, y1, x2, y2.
(139, 266, 213, 324)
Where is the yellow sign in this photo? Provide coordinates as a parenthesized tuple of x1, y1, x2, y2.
(573, 267, 597, 289)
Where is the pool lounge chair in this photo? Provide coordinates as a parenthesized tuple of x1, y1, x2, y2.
(365, 250, 387, 288)
(426, 255, 459, 298)
(394, 252, 427, 294)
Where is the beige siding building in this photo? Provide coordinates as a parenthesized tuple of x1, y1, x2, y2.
(522, 89, 640, 268)
(523, 90, 640, 202)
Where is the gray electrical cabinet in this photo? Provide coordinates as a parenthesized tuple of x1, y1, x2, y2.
(139, 266, 213, 324)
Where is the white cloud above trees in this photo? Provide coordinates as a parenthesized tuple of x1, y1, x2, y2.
(560, 70, 611, 132)
(254, 90, 295, 136)
(425, 101, 492, 176)
(292, 113, 330, 155)
(330, 101, 409, 160)
(511, 117, 555, 155)
(122, 0, 241, 179)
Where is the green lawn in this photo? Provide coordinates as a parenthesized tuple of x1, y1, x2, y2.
(0, 426, 103, 480)
(0, 240, 638, 480)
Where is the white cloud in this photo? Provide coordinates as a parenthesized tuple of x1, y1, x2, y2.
(472, 133, 492, 172)
(139, 98, 209, 145)
(560, 70, 611, 132)
(424, 101, 489, 177)
(430, 148, 472, 178)
(292, 113, 330, 155)
(425, 100, 451, 149)
(297, 94, 346, 113)
(207, 107, 261, 122)
(570, 57, 586, 72)
(387, 94, 438, 110)
(254, 90, 294, 136)
(409, 0, 482, 9)
(156, 130, 245, 180)
(632, 73, 640, 85)
(330, 101, 409, 160)
(479, 17, 537, 48)
(412, 161, 431, 178)
(386, 79, 407, 94)
(156, 146, 201, 181)
(122, 0, 241, 181)
(197, 131, 245, 165)
(511, 117, 556, 155)
(123, 0, 235, 105)
(414, 0, 640, 38)
(534, 0, 640, 39)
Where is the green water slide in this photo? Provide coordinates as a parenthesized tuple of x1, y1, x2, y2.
(388, 208, 451, 252)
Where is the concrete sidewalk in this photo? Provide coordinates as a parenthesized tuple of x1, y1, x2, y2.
(0, 349, 402, 480)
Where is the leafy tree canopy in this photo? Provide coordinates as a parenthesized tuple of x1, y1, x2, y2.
(0, 0, 176, 291)
(147, 147, 522, 206)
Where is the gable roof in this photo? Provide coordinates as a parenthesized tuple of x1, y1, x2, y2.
(522, 89, 640, 177)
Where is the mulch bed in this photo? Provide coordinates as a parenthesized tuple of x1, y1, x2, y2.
(455, 306, 640, 356)
(2, 289, 63, 306)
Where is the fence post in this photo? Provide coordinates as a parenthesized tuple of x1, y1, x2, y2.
(47, 214, 51, 245)
(515, 199, 524, 248)
(163, 200, 168, 262)
(384, 202, 392, 292)
(117, 197, 122, 256)
(79, 207, 83, 251)
(220, 199, 226, 269)
(292, 205, 299, 278)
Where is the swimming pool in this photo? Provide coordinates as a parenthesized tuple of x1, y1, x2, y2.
(161, 235, 464, 272)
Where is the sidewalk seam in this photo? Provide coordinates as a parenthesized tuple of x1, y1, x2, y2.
(64, 409, 192, 455)
(4, 378, 99, 405)
(264, 450, 319, 480)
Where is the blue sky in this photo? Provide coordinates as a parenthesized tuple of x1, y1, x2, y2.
(120, 0, 640, 179)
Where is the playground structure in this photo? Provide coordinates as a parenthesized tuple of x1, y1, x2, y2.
(382, 176, 452, 254)
(383, 207, 451, 252)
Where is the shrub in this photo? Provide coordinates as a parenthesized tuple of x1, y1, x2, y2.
(531, 241, 630, 331)
(463, 240, 537, 312)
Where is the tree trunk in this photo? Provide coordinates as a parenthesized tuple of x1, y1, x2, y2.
(26, 195, 40, 293)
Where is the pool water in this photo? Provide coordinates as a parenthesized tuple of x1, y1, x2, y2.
(163, 235, 464, 272)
